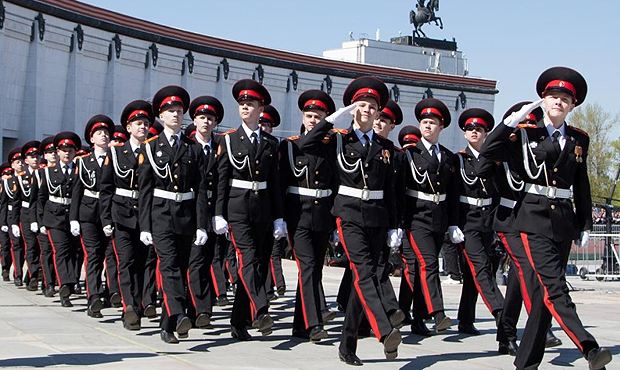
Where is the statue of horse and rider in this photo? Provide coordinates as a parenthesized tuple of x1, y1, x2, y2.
(410, 0, 443, 38)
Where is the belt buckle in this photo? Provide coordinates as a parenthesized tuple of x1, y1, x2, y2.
(174, 192, 183, 202)
(546, 186, 557, 199)
(433, 193, 440, 204)
(361, 188, 370, 201)
(315, 189, 322, 198)
(476, 198, 483, 207)
(251, 181, 260, 191)
(131, 190, 139, 199)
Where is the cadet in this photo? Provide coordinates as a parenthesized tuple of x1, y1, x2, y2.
(0, 163, 14, 281)
(36, 137, 58, 296)
(7, 148, 26, 286)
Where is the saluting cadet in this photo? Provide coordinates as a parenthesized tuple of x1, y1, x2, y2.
(100, 100, 158, 331)
(299, 76, 402, 365)
(453, 108, 504, 336)
(0, 163, 14, 281)
(214, 79, 285, 341)
(259, 105, 287, 299)
(139, 85, 208, 343)
(185, 94, 225, 329)
(36, 132, 82, 307)
(7, 148, 26, 286)
(481, 66, 611, 370)
(400, 98, 461, 335)
(70, 115, 115, 318)
(17, 141, 43, 291)
(281, 89, 336, 342)
(36, 137, 59, 297)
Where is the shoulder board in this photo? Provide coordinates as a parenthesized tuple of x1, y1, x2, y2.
(109, 141, 124, 147)
(17, 171, 26, 177)
(516, 123, 537, 129)
(77, 153, 90, 160)
(145, 135, 158, 144)
(137, 153, 145, 165)
(217, 129, 236, 136)
(569, 126, 589, 137)
(330, 128, 349, 134)
(287, 135, 300, 141)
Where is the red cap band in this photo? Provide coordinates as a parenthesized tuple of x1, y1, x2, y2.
(238, 89, 264, 102)
(194, 104, 218, 117)
(260, 112, 274, 122)
(352, 88, 380, 104)
(44, 143, 55, 151)
(25, 147, 39, 156)
(545, 80, 577, 98)
(159, 96, 184, 110)
(148, 127, 159, 135)
(128, 110, 150, 123)
(381, 107, 397, 122)
(89, 122, 110, 137)
(465, 117, 488, 128)
(2, 168, 12, 174)
(10, 153, 22, 161)
(58, 139, 76, 148)
(304, 99, 328, 112)
(113, 132, 128, 141)
(403, 134, 420, 143)
(421, 107, 444, 121)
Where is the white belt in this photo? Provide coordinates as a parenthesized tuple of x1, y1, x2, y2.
(459, 196, 493, 207)
(153, 188, 194, 202)
(230, 179, 267, 191)
(524, 183, 572, 200)
(116, 188, 139, 199)
(83, 189, 100, 199)
(406, 189, 446, 204)
(287, 186, 332, 198)
(338, 185, 383, 201)
(21, 201, 30, 209)
(499, 197, 517, 209)
(49, 196, 71, 205)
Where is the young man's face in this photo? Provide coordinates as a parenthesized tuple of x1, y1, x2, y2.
(44, 151, 58, 165)
(419, 117, 443, 143)
(302, 109, 327, 133)
(194, 113, 218, 136)
(354, 97, 380, 129)
(543, 91, 575, 123)
(159, 105, 184, 131)
(238, 99, 263, 124)
(373, 116, 395, 138)
(127, 118, 149, 142)
(57, 146, 76, 164)
(463, 126, 487, 147)
(24, 154, 39, 169)
(90, 128, 110, 149)
(11, 159, 24, 173)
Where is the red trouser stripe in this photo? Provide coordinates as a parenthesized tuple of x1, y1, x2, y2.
(229, 227, 257, 319)
(401, 255, 414, 291)
(9, 237, 17, 279)
(460, 244, 494, 314)
(336, 217, 382, 341)
(155, 252, 171, 317)
(110, 237, 126, 311)
(407, 230, 435, 314)
(19, 223, 31, 278)
(38, 236, 48, 288)
(47, 231, 63, 287)
(225, 260, 234, 284)
(291, 244, 310, 329)
(186, 269, 198, 311)
(270, 258, 278, 286)
(498, 232, 532, 313)
(79, 236, 91, 298)
(210, 266, 221, 297)
(520, 232, 583, 352)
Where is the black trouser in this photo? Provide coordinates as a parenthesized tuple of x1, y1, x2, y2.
(226, 240, 239, 285)
(229, 221, 272, 329)
(187, 233, 216, 318)
(112, 224, 157, 315)
(10, 233, 24, 279)
(104, 238, 121, 298)
(152, 230, 192, 332)
(337, 266, 352, 311)
(266, 237, 286, 295)
(336, 217, 392, 353)
(37, 232, 55, 289)
(400, 236, 431, 322)
(20, 223, 40, 281)
(47, 227, 80, 288)
(457, 230, 504, 326)
(515, 232, 599, 369)
(80, 222, 107, 303)
(405, 227, 445, 316)
(0, 231, 13, 275)
(291, 227, 329, 331)
(442, 240, 462, 279)
(211, 235, 230, 298)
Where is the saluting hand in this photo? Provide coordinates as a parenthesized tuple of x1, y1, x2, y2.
(326, 103, 357, 127)
(503, 99, 544, 128)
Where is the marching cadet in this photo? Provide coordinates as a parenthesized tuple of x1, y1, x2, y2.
(453, 108, 504, 336)
(36, 132, 82, 307)
(7, 147, 26, 287)
(36, 137, 59, 297)
(214, 79, 285, 341)
(0, 163, 14, 281)
(281, 89, 337, 342)
(100, 100, 158, 330)
(481, 66, 611, 370)
(17, 141, 43, 291)
(70, 115, 115, 318)
(185, 94, 226, 329)
(139, 85, 208, 343)
(400, 98, 461, 335)
(259, 105, 287, 299)
(299, 76, 402, 365)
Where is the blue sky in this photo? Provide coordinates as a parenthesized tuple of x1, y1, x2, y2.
(82, 0, 619, 137)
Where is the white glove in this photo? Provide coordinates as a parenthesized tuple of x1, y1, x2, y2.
(575, 230, 590, 248)
(325, 103, 357, 127)
(11, 224, 20, 238)
(30, 222, 39, 233)
(40, 226, 47, 235)
(140, 231, 153, 245)
(0, 225, 8, 233)
(273, 218, 287, 240)
(447, 226, 465, 244)
(103, 225, 114, 237)
(387, 228, 403, 251)
(503, 99, 544, 128)
(213, 216, 229, 235)
(195, 228, 208, 246)
(70, 220, 80, 236)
